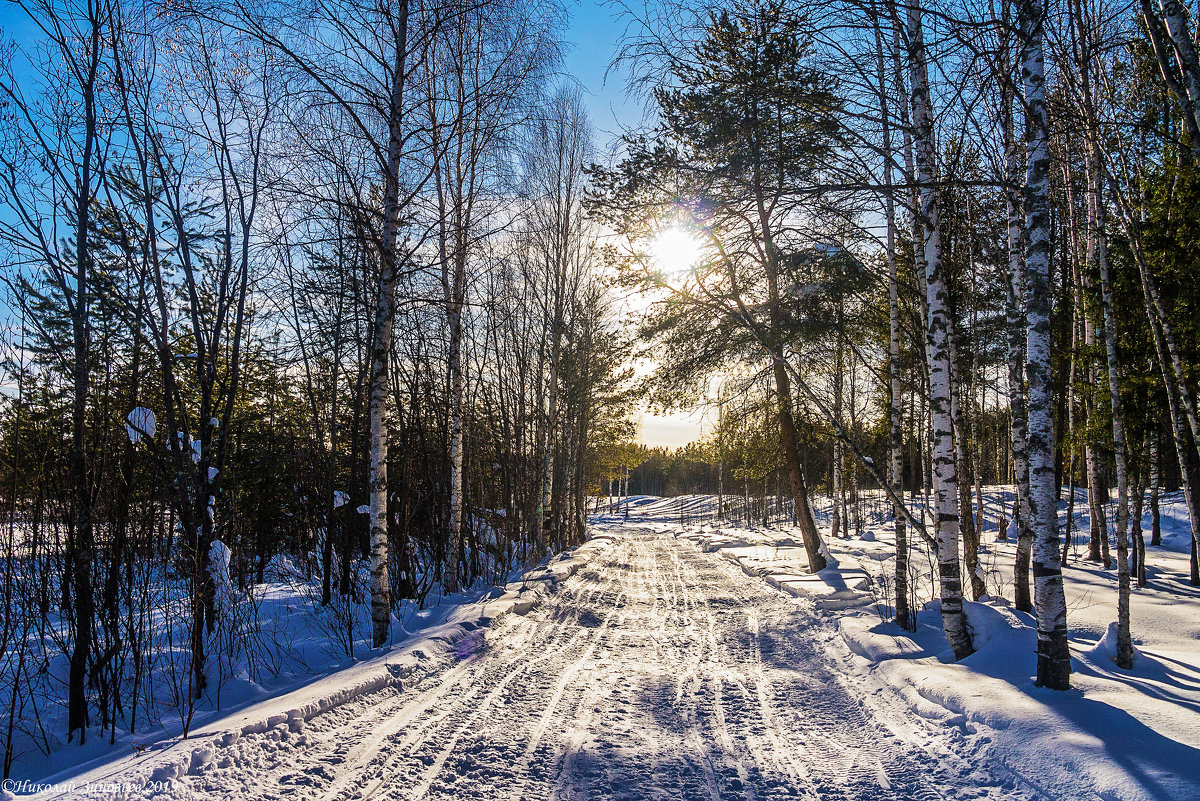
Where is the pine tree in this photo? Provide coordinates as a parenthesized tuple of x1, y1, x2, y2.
(592, 0, 845, 572)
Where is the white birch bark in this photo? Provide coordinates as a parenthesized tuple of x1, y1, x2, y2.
(1150, 432, 1161, 546)
(1140, 0, 1200, 154)
(1082, 305, 1109, 566)
(994, 0, 1035, 613)
(1156, 0, 1200, 140)
(1093, 172, 1133, 668)
(951, 338, 984, 601)
(1006, 215, 1034, 612)
(1019, 0, 1070, 689)
(1071, 1, 1133, 662)
(907, 0, 972, 659)
(445, 274, 465, 591)
(538, 372, 558, 551)
(874, 8, 910, 627)
(368, 0, 411, 648)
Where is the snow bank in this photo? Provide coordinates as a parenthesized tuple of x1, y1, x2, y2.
(837, 601, 1200, 801)
(33, 535, 615, 800)
(681, 528, 873, 611)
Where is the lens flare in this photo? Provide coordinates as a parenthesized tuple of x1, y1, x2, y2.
(649, 226, 703, 275)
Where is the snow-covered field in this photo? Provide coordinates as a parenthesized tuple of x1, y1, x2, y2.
(16, 488, 1198, 800)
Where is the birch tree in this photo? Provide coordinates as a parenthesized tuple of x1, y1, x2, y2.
(522, 87, 593, 554)
(905, 0, 972, 660)
(1063, 0, 1133, 667)
(1018, 0, 1071, 690)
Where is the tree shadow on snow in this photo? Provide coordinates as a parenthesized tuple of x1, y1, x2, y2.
(1037, 682, 1200, 801)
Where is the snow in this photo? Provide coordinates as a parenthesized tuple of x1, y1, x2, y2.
(34, 523, 1035, 801)
(208, 540, 232, 605)
(24, 537, 615, 799)
(263, 553, 306, 583)
(16, 488, 1198, 801)
(125, 407, 156, 444)
(333, 491, 348, 508)
(1091, 620, 1142, 666)
(676, 487, 1200, 801)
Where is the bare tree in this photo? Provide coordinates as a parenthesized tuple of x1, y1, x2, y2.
(0, 0, 118, 742)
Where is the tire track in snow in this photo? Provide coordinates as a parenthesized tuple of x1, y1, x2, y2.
(113, 524, 1048, 801)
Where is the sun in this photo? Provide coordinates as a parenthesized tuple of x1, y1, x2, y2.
(649, 226, 704, 275)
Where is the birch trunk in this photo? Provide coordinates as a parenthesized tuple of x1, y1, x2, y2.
(1150, 432, 1161, 546)
(908, 0, 972, 659)
(1008, 158, 1036, 613)
(1072, 14, 1134, 660)
(1084, 447, 1108, 563)
(874, 9, 911, 628)
(970, 296, 985, 542)
(1020, 0, 1071, 689)
(1003, 74, 1034, 613)
(1155, 0, 1200, 142)
(1090, 153, 1133, 669)
(368, 0, 410, 647)
(832, 353, 844, 540)
(1083, 303, 1110, 566)
(1077, 221, 1108, 565)
(835, 320, 848, 538)
(538, 359, 559, 554)
(952, 340, 985, 601)
(445, 259, 466, 591)
(1131, 455, 1147, 587)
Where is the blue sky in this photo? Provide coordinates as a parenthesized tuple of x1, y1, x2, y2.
(560, 0, 647, 149)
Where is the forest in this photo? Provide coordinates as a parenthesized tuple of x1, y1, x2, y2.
(0, 0, 1198, 791)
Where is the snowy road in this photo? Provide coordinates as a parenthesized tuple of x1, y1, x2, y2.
(119, 524, 1042, 800)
